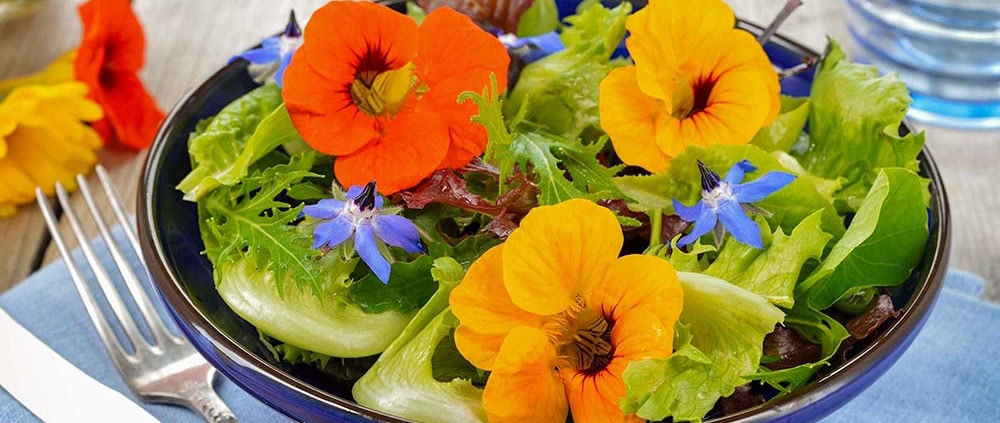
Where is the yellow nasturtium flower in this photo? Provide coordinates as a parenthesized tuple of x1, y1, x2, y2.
(599, 0, 781, 173)
(0, 82, 103, 217)
(450, 199, 684, 423)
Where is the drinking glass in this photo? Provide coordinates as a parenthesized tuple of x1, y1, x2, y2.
(844, 0, 1000, 129)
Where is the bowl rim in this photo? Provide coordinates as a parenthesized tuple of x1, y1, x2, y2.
(137, 18, 952, 423)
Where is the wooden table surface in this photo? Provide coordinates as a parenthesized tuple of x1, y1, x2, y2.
(1, 0, 998, 302)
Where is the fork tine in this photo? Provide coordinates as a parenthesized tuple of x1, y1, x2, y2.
(78, 171, 172, 346)
(96, 166, 143, 263)
(36, 187, 131, 366)
(53, 181, 146, 352)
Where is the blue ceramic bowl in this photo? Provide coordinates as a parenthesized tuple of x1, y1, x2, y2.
(137, 5, 951, 423)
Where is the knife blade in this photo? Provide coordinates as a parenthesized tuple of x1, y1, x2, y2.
(0, 307, 158, 423)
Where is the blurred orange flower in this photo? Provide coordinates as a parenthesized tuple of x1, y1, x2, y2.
(450, 199, 684, 422)
(74, 0, 164, 150)
(282, 1, 509, 194)
(599, 0, 780, 173)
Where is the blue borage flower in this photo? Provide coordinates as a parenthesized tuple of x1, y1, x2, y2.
(673, 160, 795, 249)
(498, 31, 564, 64)
(229, 10, 303, 87)
(302, 182, 425, 284)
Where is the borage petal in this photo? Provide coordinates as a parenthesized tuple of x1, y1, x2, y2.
(312, 215, 354, 250)
(723, 160, 756, 186)
(302, 198, 345, 219)
(483, 326, 567, 423)
(355, 222, 391, 283)
(676, 205, 718, 247)
(375, 214, 425, 253)
(231, 38, 280, 64)
(671, 198, 703, 222)
(733, 172, 796, 203)
(274, 52, 293, 88)
(716, 199, 763, 249)
(503, 199, 623, 316)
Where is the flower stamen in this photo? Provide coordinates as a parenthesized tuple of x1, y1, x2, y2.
(349, 63, 415, 117)
(566, 308, 615, 375)
(355, 181, 378, 211)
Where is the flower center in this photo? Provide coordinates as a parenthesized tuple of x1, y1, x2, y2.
(564, 308, 615, 375)
(546, 297, 615, 376)
(703, 182, 735, 210)
(670, 77, 712, 119)
(350, 62, 415, 117)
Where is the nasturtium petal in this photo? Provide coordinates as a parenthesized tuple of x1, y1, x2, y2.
(610, 307, 675, 362)
(503, 199, 623, 316)
(483, 326, 567, 423)
(417, 6, 509, 169)
(625, 0, 734, 101)
(334, 110, 449, 194)
(599, 66, 671, 173)
(590, 254, 683, 333)
(450, 246, 544, 370)
(563, 361, 642, 423)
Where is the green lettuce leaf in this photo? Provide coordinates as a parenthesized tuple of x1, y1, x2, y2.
(621, 272, 784, 421)
(751, 96, 810, 152)
(258, 331, 378, 383)
(461, 77, 621, 205)
(750, 304, 849, 394)
(796, 39, 924, 211)
(704, 211, 831, 308)
(178, 83, 286, 201)
(214, 257, 412, 357)
(798, 168, 930, 310)
(201, 152, 323, 295)
(666, 238, 714, 273)
(348, 255, 439, 314)
(353, 258, 487, 423)
(505, 0, 630, 140)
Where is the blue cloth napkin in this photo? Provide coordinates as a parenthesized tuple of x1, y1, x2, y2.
(1, 229, 998, 422)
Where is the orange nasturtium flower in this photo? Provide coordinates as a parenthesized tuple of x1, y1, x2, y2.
(282, 1, 509, 194)
(599, 0, 780, 173)
(450, 199, 684, 422)
(0, 83, 103, 217)
(74, 0, 165, 150)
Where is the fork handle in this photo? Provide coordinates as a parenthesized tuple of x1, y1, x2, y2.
(178, 379, 238, 423)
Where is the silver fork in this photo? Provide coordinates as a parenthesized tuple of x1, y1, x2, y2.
(35, 165, 238, 423)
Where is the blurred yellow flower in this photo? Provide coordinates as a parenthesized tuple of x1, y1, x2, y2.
(0, 51, 76, 98)
(0, 82, 103, 217)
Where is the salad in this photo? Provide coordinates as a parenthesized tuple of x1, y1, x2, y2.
(176, 0, 931, 421)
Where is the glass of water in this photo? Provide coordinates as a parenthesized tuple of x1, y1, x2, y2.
(844, 0, 1000, 129)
